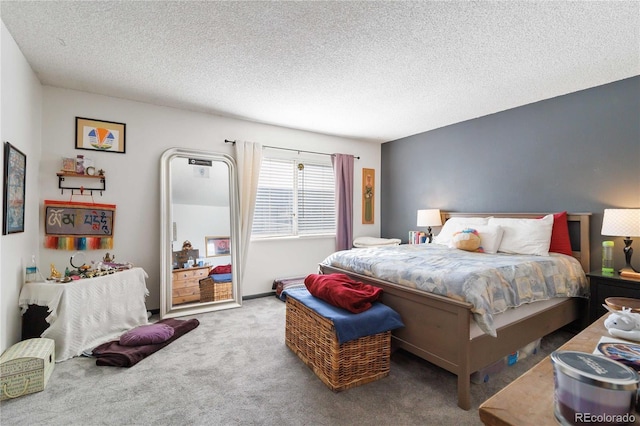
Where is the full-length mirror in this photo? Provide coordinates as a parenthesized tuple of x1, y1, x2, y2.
(160, 148, 241, 318)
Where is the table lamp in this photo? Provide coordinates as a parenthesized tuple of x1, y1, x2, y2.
(417, 209, 442, 243)
(601, 208, 640, 273)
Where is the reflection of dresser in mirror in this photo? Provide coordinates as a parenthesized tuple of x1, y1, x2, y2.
(171, 266, 210, 305)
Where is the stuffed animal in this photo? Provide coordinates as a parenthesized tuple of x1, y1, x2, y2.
(450, 228, 483, 252)
(603, 305, 640, 342)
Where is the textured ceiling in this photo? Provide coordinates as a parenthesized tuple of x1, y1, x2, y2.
(1, 1, 638, 143)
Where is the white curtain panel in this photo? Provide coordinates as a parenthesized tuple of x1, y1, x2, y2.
(234, 140, 262, 286)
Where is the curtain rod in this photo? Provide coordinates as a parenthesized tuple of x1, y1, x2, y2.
(224, 139, 360, 159)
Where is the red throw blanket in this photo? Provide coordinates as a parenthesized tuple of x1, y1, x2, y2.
(304, 273, 382, 313)
(210, 264, 231, 275)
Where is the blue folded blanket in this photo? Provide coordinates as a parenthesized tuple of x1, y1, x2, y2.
(211, 273, 232, 282)
(283, 287, 404, 344)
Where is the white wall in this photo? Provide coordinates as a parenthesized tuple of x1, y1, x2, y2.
(39, 87, 381, 306)
(1, 23, 380, 351)
(1, 22, 43, 352)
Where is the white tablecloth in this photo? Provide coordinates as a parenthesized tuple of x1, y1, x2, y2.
(19, 267, 150, 361)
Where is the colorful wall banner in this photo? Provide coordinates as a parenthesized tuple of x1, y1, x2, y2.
(44, 200, 116, 250)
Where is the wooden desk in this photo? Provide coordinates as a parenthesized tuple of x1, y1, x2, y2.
(478, 316, 640, 425)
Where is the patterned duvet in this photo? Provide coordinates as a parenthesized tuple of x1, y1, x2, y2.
(321, 244, 588, 336)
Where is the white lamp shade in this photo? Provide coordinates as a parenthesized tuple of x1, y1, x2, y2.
(601, 209, 640, 237)
(417, 209, 442, 227)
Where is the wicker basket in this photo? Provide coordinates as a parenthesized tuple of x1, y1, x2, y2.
(285, 295, 391, 391)
(214, 282, 232, 300)
(199, 278, 232, 302)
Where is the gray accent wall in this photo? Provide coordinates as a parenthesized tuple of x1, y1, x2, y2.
(381, 76, 640, 271)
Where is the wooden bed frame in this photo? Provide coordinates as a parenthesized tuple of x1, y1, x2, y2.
(319, 212, 591, 410)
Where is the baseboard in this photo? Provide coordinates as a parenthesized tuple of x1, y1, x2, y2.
(243, 292, 276, 300)
(148, 293, 276, 313)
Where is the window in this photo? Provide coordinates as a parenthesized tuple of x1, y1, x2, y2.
(252, 157, 335, 238)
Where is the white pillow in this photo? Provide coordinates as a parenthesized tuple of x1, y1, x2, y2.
(470, 224, 505, 254)
(488, 215, 554, 256)
(434, 217, 491, 246)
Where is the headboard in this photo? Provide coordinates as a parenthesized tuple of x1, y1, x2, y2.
(442, 212, 591, 273)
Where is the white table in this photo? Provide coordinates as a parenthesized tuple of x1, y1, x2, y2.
(19, 267, 150, 361)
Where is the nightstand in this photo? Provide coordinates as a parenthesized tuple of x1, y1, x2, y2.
(587, 270, 640, 323)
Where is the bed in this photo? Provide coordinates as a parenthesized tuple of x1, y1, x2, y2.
(319, 212, 591, 410)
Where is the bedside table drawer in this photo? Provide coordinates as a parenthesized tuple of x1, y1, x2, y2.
(594, 285, 640, 319)
(588, 271, 640, 323)
(596, 284, 640, 300)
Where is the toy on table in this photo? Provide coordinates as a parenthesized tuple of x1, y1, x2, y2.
(603, 305, 640, 342)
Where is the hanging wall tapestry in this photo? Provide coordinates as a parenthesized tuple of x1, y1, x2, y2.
(44, 200, 116, 250)
(362, 168, 374, 224)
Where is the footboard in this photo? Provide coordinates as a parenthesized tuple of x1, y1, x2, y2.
(319, 264, 476, 409)
(318, 264, 584, 410)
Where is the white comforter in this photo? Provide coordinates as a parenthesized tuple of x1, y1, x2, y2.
(321, 244, 588, 336)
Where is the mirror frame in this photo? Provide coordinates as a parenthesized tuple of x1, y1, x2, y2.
(160, 147, 241, 318)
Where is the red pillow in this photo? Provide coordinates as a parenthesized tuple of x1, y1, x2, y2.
(542, 211, 573, 256)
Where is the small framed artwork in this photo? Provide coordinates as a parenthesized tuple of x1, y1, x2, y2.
(3, 142, 27, 234)
(362, 168, 375, 224)
(75, 117, 126, 154)
(205, 236, 231, 257)
(62, 157, 76, 172)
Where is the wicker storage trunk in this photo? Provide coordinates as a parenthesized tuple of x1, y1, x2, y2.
(199, 277, 233, 302)
(213, 282, 232, 300)
(285, 296, 391, 391)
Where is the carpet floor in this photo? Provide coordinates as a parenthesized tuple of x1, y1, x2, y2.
(0, 296, 573, 425)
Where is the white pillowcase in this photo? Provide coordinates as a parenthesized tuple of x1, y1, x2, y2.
(434, 217, 491, 246)
(488, 215, 554, 256)
(466, 224, 505, 254)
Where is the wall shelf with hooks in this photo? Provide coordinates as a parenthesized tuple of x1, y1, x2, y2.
(57, 172, 106, 195)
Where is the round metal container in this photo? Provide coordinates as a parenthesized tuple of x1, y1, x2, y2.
(551, 351, 639, 425)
